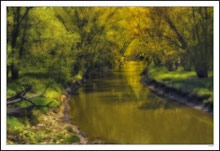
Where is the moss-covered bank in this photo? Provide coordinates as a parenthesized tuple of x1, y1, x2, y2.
(140, 75, 213, 115)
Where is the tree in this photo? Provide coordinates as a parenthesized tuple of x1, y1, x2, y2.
(133, 7, 213, 77)
(53, 7, 130, 78)
(7, 7, 32, 79)
(190, 7, 213, 78)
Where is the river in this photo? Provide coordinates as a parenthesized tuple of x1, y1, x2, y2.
(69, 61, 213, 144)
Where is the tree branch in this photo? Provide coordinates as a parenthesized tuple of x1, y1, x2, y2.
(164, 15, 187, 49)
(18, 7, 32, 25)
(21, 96, 52, 107)
(7, 101, 52, 115)
(7, 105, 34, 115)
(7, 84, 49, 105)
(7, 86, 32, 102)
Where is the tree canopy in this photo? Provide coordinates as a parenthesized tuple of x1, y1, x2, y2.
(7, 7, 213, 82)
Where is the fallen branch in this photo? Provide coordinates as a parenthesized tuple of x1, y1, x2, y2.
(7, 84, 49, 105)
(21, 96, 52, 107)
(27, 84, 49, 99)
(7, 98, 23, 105)
(7, 101, 52, 115)
(7, 105, 34, 115)
(7, 86, 32, 101)
(7, 83, 52, 115)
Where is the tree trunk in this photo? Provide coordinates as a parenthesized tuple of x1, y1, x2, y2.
(11, 63, 19, 79)
(180, 53, 192, 71)
(9, 8, 31, 80)
(7, 65, 10, 79)
(195, 68, 208, 78)
(10, 8, 20, 80)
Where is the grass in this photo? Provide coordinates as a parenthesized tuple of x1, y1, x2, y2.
(6, 69, 68, 144)
(148, 64, 213, 103)
(7, 67, 87, 144)
(62, 135, 80, 144)
(66, 126, 76, 134)
(7, 116, 28, 132)
(6, 68, 84, 144)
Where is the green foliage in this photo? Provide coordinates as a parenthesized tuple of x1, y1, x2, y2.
(7, 88, 16, 97)
(7, 116, 27, 132)
(53, 7, 126, 77)
(7, 68, 63, 117)
(66, 126, 76, 134)
(7, 7, 213, 81)
(7, 7, 133, 83)
(6, 7, 213, 144)
(131, 7, 213, 78)
(49, 99, 61, 109)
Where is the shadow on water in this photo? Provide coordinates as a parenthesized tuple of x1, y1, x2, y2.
(138, 94, 184, 110)
(136, 88, 185, 110)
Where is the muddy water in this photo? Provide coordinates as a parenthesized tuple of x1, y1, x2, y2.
(69, 61, 213, 144)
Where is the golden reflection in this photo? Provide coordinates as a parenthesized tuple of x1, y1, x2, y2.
(69, 61, 213, 144)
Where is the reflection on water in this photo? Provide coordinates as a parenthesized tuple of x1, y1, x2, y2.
(69, 61, 213, 144)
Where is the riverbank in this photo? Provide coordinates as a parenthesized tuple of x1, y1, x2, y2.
(140, 67, 213, 114)
(6, 66, 111, 144)
(63, 79, 89, 144)
(7, 75, 89, 144)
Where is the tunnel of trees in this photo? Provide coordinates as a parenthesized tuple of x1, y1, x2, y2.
(6, 6, 214, 145)
(7, 7, 213, 83)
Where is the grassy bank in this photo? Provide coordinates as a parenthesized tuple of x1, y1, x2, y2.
(147, 64, 213, 103)
(7, 70, 82, 144)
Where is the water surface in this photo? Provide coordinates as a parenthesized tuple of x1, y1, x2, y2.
(69, 61, 213, 144)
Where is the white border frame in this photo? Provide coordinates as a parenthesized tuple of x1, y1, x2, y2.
(1, 1, 219, 150)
